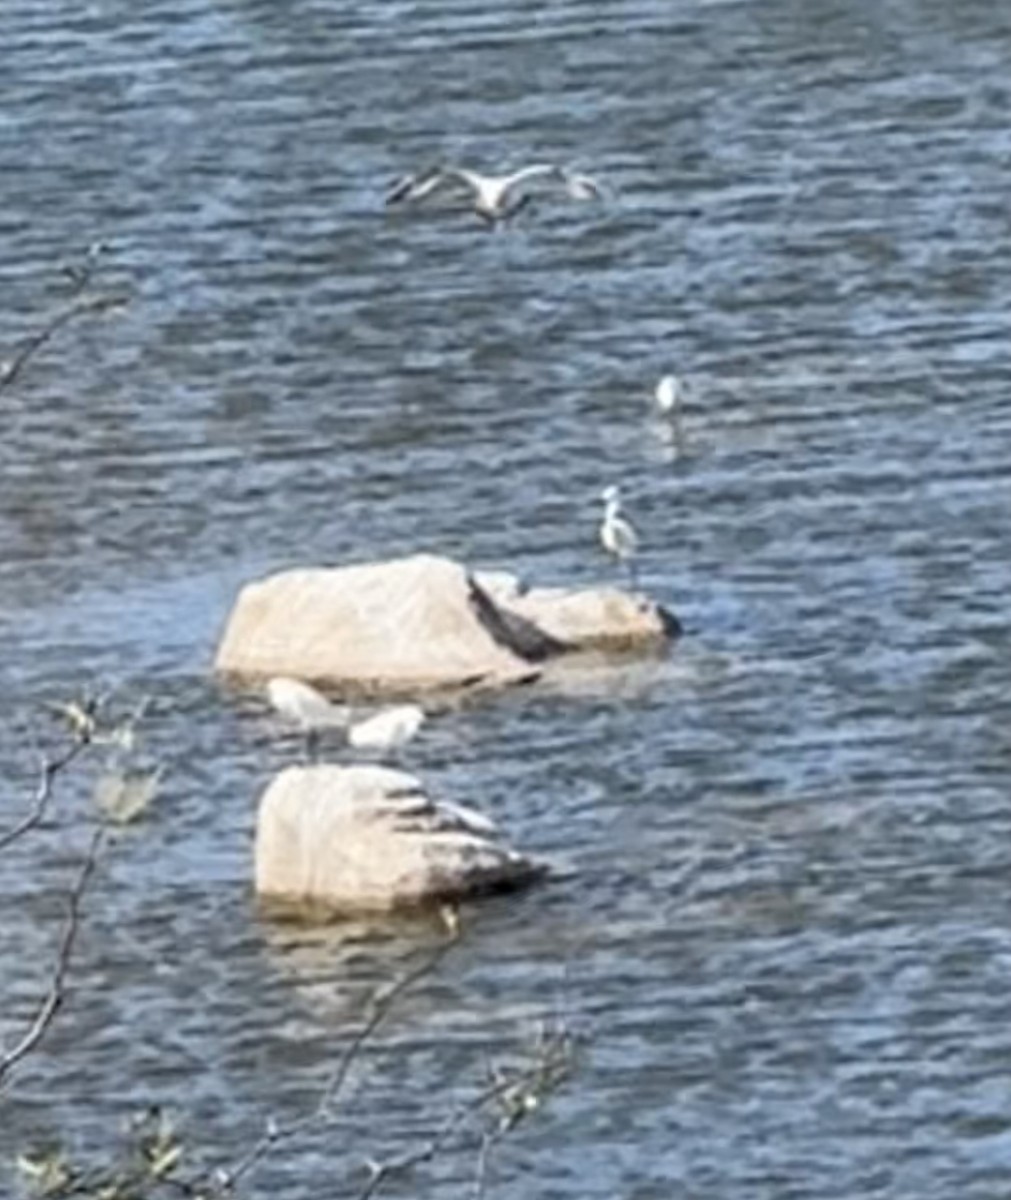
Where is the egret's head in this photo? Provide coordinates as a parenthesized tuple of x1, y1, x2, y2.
(601, 484, 621, 505)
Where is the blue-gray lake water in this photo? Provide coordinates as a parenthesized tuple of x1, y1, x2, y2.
(3, 0, 1011, 1195)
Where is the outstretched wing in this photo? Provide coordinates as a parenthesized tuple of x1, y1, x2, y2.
(499, 162, 563, 201)
(502, 164, 606, 204)
(384, 166, 480, 206)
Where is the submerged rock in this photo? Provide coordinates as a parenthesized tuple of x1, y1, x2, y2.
(254, 764, 546, 914)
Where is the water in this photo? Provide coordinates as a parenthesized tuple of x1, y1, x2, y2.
(3, 0, 1011, 1194)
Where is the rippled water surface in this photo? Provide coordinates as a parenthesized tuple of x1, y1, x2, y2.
(3, 0, 1011, 1195)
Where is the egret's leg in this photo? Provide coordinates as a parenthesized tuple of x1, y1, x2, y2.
(504, 194, 532, 224)
(670, 411, 687, 455)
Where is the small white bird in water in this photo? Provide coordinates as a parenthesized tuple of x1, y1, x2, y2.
(599, 484, 640, 588)
(348, 704, 426, 752)
(267, 680, 426, 759)
(654, 373, 687, 416)
(266, 677, 350, 759)
(385, 162, 605, 226)
(267, 677, 349, 730)
(652, 372, 691, 452)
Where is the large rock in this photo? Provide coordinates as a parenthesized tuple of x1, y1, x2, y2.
(215, 555, 540, 692)
(215, 553, 678, 692)
(255, 764, 546, 914)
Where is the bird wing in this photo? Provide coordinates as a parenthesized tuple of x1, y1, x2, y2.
(616, 515, 639, 554)
(385, 166, 447, 205)
(384, 171, 422, 205)
(499, 163, 562, 199)
(386, 166, 481, 206)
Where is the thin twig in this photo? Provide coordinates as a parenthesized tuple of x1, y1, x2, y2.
(356, 1076, 512, 1200)
(0, 293, 126, 393)
(0, 825, 105, 1086)
(0, 739, 88, 852)
(215, 925, 461, 1194)
(62, 242, 107, 297)
(473, 1129, 495, 1200)
(356, 1027, 575, 1200)
(324, 932, 461, 1114)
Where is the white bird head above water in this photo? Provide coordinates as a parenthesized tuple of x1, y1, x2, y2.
(266, 676, 352, 763)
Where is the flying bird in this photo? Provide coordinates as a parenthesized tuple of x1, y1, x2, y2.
(384, 163, 605, 226)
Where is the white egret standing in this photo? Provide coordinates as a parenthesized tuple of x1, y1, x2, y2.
(266, 677, 350, 761)
(385, 162, 605, 226)
(599, 484, 640, 589)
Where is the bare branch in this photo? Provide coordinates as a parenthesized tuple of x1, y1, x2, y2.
(0, 292, 127, 393)
(357, 1024, 576, 1200)
(0, 738, 90, 852)
(214, 918, 462, 1194)
(61, 241, 108, 297)
(321, 926, 461, 1115)
(473, 1129, 495, 1200)
(205, 910, 575, 1200)
(0, 690, 148, 851)
(0, 825, 105, 1087)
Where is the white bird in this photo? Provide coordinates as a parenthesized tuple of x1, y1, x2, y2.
(652, 373, 691, 453)
(384, 162, 605, 226)
(654, 373, 687, 415)
(266, 677, 350, 760)
(599, 484, 640, 588)
(347, 704, 426, 753)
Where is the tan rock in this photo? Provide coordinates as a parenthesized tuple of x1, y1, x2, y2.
(254, 764, 546, 914)
(215, 554, 540, 692)
(491, 583, 680, 651)
(215, 553, 679, 694)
